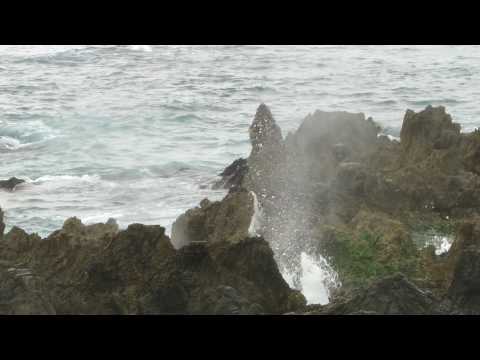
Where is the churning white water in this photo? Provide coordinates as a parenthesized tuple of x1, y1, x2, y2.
(282, 252, 340, 305)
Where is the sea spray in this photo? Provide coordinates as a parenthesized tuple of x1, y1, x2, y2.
(248, 191, 263, 237)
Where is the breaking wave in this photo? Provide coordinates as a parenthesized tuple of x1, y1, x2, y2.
(127, 45, 153, 52)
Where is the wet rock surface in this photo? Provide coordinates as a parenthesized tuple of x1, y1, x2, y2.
(306, 274, 440, 315)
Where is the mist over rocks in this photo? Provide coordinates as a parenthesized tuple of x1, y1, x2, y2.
(212, 103, 480, 313)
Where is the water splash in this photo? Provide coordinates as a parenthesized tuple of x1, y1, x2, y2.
(282, 252, 340, 305)
(248, 191, 263, 237)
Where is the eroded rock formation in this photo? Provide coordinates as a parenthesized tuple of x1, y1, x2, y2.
(0, 217, 305, 314)
(212, 103, 480, 313)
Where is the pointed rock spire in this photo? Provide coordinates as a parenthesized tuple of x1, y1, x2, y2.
(249, 104, 283, 154)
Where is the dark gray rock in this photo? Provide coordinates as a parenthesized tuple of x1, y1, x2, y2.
(0, 177, 25, 191)
(212, 158, 248, 190)
(310, 274, 440, 315)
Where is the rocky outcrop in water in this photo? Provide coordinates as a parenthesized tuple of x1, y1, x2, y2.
(0, 177, 25, 191)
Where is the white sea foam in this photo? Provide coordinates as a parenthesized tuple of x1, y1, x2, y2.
(378, 133, 400, 141)
(0, 120, 59, 151)
(0, 136, 30, 150)
(128, 45, 152, 52)
(30, 174, 102, 185)
(429, 235, 454, 255)
(82, 213, 123, 225)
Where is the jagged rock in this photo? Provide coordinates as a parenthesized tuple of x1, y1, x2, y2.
(46, 217, 119, 246)
(171, 188, 254, 249)
(6, 103, 480, 315)
(249, 103, 283, 156)
(212, 104, 480, 308)
(0, 177, 25, 191)
(212, 158, 248, 190)
(400, 105, 461, 162)
(243, 104, 286, 202)
(0, 215, 303, 314)
(309, 274, 440, 315)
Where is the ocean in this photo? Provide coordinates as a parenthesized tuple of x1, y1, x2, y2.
(1, 45, 479, 303)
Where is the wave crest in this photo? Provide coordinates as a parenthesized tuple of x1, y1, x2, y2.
(127, 45, 152, 52)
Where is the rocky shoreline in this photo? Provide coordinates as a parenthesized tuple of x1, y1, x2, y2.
(2, 104, 480, 314)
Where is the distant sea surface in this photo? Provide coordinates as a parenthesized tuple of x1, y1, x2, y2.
(2, 45, 480, 237)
